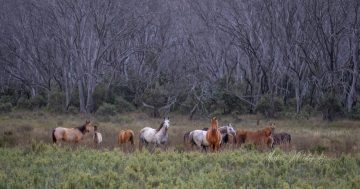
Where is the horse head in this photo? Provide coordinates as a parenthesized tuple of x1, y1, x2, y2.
(211, 117, 218, 130)
(84, 120, 93, 133)
(163, 117, 170, 129)
(262, 126, 275, 137)
(227, 124, 236, 136)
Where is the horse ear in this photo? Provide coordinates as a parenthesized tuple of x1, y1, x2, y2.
(86, 120, 90, 124)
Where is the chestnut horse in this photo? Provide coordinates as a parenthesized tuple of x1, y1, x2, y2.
(118, 129, 135, 152)
(235, 124, 275, 149)
(52, 120, 93, 144)
(206, 117, 222, 152)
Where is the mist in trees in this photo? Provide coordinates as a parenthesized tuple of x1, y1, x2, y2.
(0, 0, 359, 121)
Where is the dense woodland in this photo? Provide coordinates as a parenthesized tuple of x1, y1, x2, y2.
(0, 0, 360, 120)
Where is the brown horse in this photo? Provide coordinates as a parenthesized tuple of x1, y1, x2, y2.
(118, 129, 135, 151)
(235, 124, 275, 149)
(206, 117, 222, 152)
(52, 120, 93, 144)
(271, 132, 291, 149)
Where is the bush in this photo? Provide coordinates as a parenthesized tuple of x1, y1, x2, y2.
(319, 95, 342, 121)
(256, 95, 284, 118)
(47, 92, 64, 112)
(92, 85, 107, 112)
(222, 93, 246, 114)
(67, 106, 79, 114)
(0, 102, 12, 113)
(114, 97, 136, 113)
(0, 95, 14, 104)
(349, 103, 360, 120)
(96, 103, 117, 116)
(29, 95, 46, 110)
(16, 97, 31, 109)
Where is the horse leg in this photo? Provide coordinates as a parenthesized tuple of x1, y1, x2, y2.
(151, 143, 158, 153)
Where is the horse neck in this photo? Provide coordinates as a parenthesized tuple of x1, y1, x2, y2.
(211, 121, 217, 130)
(158, 125, 168, 135)
(76, 125, 87, 134)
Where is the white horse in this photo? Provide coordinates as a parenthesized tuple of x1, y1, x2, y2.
(189, 130, 208, 151)
(139, 117, 170, 151)
(189, 124, 236, 152)
(93, 126, 102, 146)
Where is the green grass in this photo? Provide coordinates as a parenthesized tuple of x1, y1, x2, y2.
(1, 111, 360, 188)
(1, 142, 360, 188)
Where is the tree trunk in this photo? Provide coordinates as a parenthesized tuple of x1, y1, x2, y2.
(347, 31, 359, 112)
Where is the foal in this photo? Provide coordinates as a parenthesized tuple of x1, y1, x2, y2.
(93, 126, 103, 146)
(206, 117, 221, 152)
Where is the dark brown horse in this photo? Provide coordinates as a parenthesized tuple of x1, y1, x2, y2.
(52, 120, 93, 144)
(271, 132, 291, 148)
(206, 117, 222, 152)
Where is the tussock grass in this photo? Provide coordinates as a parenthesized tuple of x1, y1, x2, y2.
(0, 143, 360, 188)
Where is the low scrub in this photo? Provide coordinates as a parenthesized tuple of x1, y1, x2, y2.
(0, 145, 360, 188)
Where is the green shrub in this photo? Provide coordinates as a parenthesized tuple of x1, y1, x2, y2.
(16, 96, 31, 109)
(349, 103, 360, 120)
(318, 95, 342, 121)
(29, 95, 46, 110)
(67, 106, 79, 114)
(0, 95, 13, 104)
(222, 93, 246, 114)
(114, 97, 136, 113)
(96, 103, 117, 116)
(310, 145, 328, 154)
(0, 102, 12, 113)
(47, 92, 64, 112)
(256, 95, 284, 118)
(92, 85, 107, 112)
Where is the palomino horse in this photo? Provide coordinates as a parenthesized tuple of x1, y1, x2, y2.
(117, 129, 135, 152)
(139, 117, 170, 151)
(235, 123, 275, 149)
(52, 120, 93, 144)
(206, 117, 222, 152)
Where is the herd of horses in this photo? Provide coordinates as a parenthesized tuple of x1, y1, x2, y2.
(52, 117, 292, 152)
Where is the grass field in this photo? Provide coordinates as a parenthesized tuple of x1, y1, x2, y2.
(1, 111, 360, 188)
(1, 144, 360, 188)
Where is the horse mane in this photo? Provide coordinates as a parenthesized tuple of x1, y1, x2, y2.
(76, 123, 88, 134)
(156, 122, 164, 132)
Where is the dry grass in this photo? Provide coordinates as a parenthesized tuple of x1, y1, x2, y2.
(1, 111, 360, 156)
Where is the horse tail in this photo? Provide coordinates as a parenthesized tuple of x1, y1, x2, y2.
(129, 130, 135, 145)
(288, 134, 291, 143)
(183, 132, 189, 143)
(52, 129, 57, 143)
